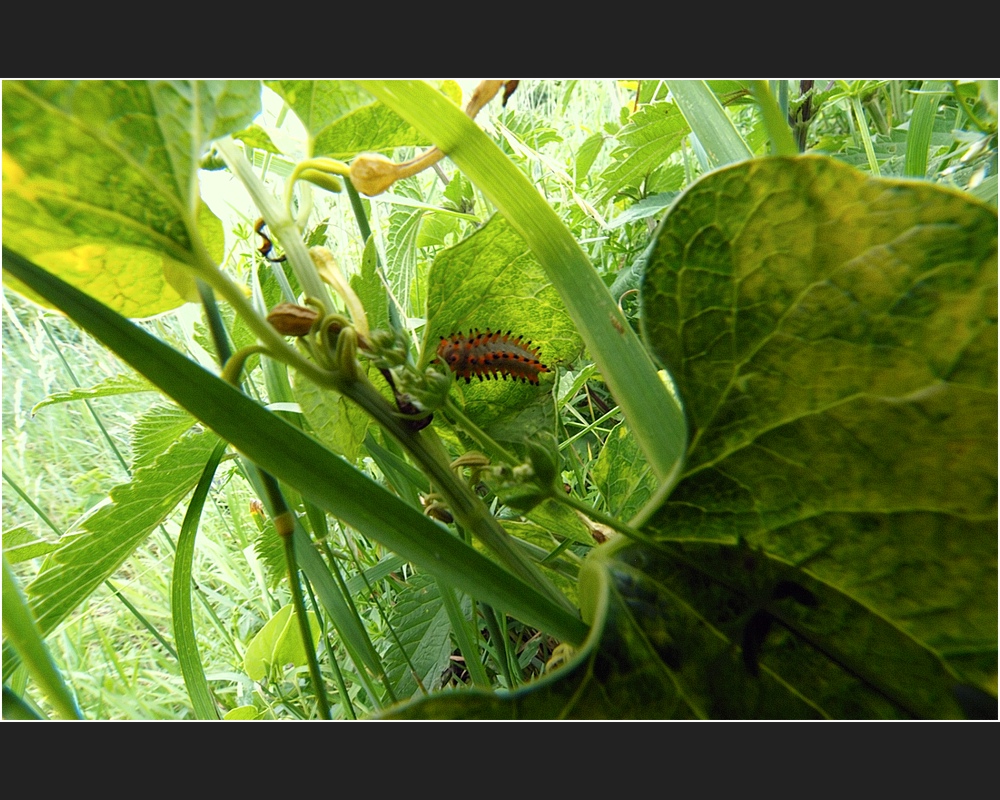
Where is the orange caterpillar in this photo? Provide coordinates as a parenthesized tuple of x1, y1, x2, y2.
(437, 329, 550, 385)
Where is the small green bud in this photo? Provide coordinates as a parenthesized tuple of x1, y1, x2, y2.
(298, 168, 343, 194)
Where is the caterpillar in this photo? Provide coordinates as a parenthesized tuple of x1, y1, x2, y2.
(437, 328, 550, 385)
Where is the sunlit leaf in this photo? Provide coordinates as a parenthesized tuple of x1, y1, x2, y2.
(421, 215, 583, 427)
(243, 604, 321, 682)
(266, 80, 462, 159)
(2, 80, 260, 316)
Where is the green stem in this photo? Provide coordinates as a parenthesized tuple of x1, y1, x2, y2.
(215, 137, 331, 304)
(438, 580, 492, 689)
(196, 279, 233, 362)
(479, 602, 515, 688)
(283, 529, 332, 720)
(343, 378, 575, 616)
(552, 490, 673, 554)
(849, 92, 881, 177)
(3, 555, 83, 719)
(304, 581, 357, 719)
(749, 81, 799, 157)
(192, 257, 337, 388)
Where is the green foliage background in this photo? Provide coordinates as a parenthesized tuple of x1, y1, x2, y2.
(2, 79, 996, 720)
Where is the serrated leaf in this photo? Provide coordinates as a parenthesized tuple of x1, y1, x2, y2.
(24, 429, 224, 637)
(129, 402, 197, 471)
(422, 215, 583, 427)
(3, 80, 260, 316)
(3, 526, 60, 563)
(383, 572, 466, 699)
(30, 371, 155, 415)
(597, 103, 689, 203)
(252, 519, 284, 591)
(382, 189, 424, 311)
(640, 155, 997, 693)
(350, 235, 391, 335)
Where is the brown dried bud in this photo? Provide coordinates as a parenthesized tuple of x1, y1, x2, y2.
(267, 303, 319, 337)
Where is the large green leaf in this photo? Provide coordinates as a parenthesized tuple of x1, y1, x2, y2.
(421, 215, 583, 427)
(266, 80, 461, 159)
(382, 154, 996, 719)
(641, 155, 997, 691)
(383, 534, 977, 720)
(129, 403, 198, 471)
(2, 80, 260, 316)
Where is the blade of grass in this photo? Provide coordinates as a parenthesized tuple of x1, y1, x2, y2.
(295, 526, 391, 706)
(749, 81, 799, 157)
(172, 438, 228, 720)
(438, 581, 492, 689)
(3, 685, 44, 719)
(904, 80, 948, 178)
(665, 80, 754, 167)
(846, 88, 881, 177)
(3, 554, 83, 719)
(283, 528, 332, 719)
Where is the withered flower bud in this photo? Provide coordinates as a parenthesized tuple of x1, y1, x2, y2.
(350, 153, 400, 197)
(267, 303, 320, 337)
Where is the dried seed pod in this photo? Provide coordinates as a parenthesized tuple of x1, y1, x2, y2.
(267, 303, 320, 337)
